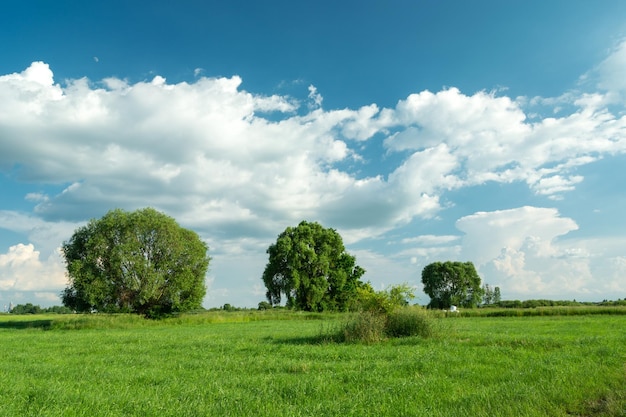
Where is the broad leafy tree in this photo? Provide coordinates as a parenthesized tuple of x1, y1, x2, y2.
(262, 221, 365, 311)
(421, 261, 483, 309)
(62, 208, 209, 317)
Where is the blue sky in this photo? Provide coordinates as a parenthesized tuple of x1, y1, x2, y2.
(1, 1, 626, 309)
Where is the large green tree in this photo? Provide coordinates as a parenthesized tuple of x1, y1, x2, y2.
(262, 221, 365, 311)
(421, 261, 483, 309)
(62, 208, 209, 317)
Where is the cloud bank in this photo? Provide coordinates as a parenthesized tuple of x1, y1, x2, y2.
(1, 40, 626, 306)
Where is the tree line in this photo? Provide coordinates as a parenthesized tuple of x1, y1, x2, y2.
(26, 206, 626, 318)
(6, 303, 72, 315)
(56, 208, 491, 318)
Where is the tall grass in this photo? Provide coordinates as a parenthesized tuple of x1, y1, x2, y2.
(385, 307, 434, 338)
(339, 310, 388, 343)
(335, 307, 438, 343)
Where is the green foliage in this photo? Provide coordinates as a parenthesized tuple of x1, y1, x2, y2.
(9, 304, 73, 314)
(257, 301, 272, 310)
(492, 299, 604, 309)
(440, 305, 626, 317)
(340, 311, 388, 343)
(600, 298, 626, 306)
(482, 284, 501, 305)
(422, 261, 483, 309)
(354, 282, 415, 314)
(385, 307, 433, 338)
(337, 284, 432, 343)
(9, 303, 42, 314)
(493, 285, 501, 303)
(62, 207, 210, 318)
(482, 284, 492, 304)
(338, 307, 435, 343)
(222, 303, 245, 312)
(262, 220, 365, 312)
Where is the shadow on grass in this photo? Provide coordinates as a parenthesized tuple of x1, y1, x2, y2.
(264, 335, 340, 345)
(0, 319, 53, 330)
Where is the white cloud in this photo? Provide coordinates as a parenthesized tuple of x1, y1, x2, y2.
(2, 54, 626, 305)
(0, 244, 66, 292)
(531, 174, 584, 197)
(453, 207, 611, 299)
(583, 38, 626, 97)
(307, 84, 323, 109)
(401, 235, 460, 245)
(391, 207, 625, 301)
(0, 211, 81, 257)
(456, 206, 578, 266)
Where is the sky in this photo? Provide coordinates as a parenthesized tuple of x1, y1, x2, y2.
(1, 0, 626, 309)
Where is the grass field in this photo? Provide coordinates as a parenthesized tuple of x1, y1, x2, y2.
(0, 311, 624, 416)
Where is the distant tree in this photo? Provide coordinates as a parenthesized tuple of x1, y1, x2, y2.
(62, 208, 210, 318)
(493, 286, 501, 304)
(10, 303, 42, 314)
(497, 299, 522, 308)
(46, 305, 73, 314)
(257, 301, 272, 310)
(262, 221, 366, 312)
(421, 261, 483, 309)
(482, 284, 494, 305)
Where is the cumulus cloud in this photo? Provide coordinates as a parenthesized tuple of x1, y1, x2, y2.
(0, 244, 66, 292)
(2, 43, 626, 304)
(382, 87, 626, 199)
(454, 207, 614, 299)
(2, 60, 625, 240)
(456, 206, 579, 266)
(398, 206, 625, 301)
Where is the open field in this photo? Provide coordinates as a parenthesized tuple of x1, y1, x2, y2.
(0, 311, 624, 416)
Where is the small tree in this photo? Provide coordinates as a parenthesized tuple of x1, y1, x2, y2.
(257, 301, 272, 310)
(262, 220, 365, 312)
(421, 261, 483, 309)
(493, 286, 501, 304)
(483, 284, 494, 305)
(62, 208, 210, 318)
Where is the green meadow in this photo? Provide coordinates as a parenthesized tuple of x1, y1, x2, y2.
(0, 310, 624, 416)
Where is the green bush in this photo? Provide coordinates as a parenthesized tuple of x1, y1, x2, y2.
(341, 311, 387, 344)
(336, 307, 435, 343)
(385, 308, 433, 338)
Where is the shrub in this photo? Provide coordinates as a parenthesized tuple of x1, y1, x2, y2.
(336, 307, 435, 343)
(341, 311, 387, 344)
(330, 283, 435, 343)
(385, 308, 433, 338)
